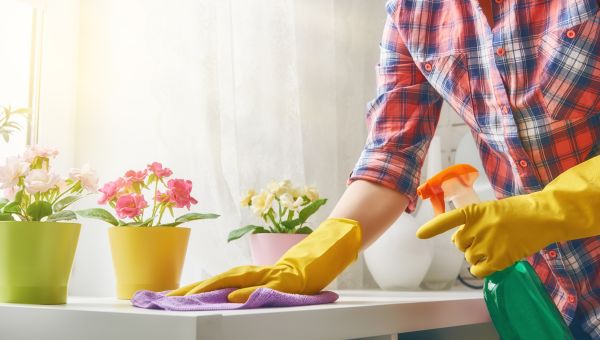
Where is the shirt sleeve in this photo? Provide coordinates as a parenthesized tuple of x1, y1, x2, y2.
(348, 0, 443, 213)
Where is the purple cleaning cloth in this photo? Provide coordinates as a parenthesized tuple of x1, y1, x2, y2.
(131, 288, 339, 311)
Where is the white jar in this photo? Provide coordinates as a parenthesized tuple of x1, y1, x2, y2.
(364, 214, 434, 290)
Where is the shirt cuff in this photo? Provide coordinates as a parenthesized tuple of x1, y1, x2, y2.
(348, 149, 421, 213)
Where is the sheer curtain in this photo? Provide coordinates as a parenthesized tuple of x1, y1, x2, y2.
(46, 0, 387, 296)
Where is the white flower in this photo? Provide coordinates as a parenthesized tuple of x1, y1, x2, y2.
(2, 186, 18, 201)
(250, 191, 267, 217)
(69, 164, 99, 192)
(280, 193, 303, 211)
(22, 145, 59, 162)
(267, 179, 294, 196)
(289, 186, 302, 198)
(303, 185, 319, 201)
(250, 190, 274, 217)
(240, 189, 256, 207)
(0, 156, 29, 189)
(24, 169, 60, 194)
(263, 192, 274, 214)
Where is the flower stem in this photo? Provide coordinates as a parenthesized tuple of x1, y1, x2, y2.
(150, 179, 159, 223)
(51, 181, 79, 205)
(157, 205, 166, 226)
(267, 210, 281, 233)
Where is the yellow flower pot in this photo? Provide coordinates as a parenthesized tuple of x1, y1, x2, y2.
(108, 226, 190, 299)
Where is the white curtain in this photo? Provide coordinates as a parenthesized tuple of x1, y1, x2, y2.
(51, 0, 387, 296)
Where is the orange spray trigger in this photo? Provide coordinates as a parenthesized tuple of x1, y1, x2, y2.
(417, 164, 479, 216)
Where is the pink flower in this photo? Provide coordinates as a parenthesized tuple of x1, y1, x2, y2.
(115, 194, 148, 219)
(166, 179, 197, 209)
(147, 162, 173, 178)
(97, 178, 126, 204)
(124, 169, 148, 185)
(155, 190, 171, 204)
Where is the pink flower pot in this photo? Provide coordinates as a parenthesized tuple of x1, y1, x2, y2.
(249, 233, 308, 265)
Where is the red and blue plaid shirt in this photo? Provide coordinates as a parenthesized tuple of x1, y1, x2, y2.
(350, 0, 600, 335)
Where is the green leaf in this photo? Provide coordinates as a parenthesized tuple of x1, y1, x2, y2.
(298, 198, 327, 223)
(281, 218, 302, 230)
(251, 227, 270, 234)
(0, 198, 8, 209)
(295, 226, 313, 234)
(45, 210, 77, 222)
(26, 201, 53, 221)
(227, 225, 264, 242)
(0, 213, 15, 221)
(54, 195, 83, 212)
(160, 213, 219, 227)
(76, 208, 119, 226)
(139, 217, 155, 226)
(13, 108, 29, 114)
(174, 213, 220, 223)
(14, 190, 24, 204)
(2, 201, 21, 214)
(147, 173, 157, 185)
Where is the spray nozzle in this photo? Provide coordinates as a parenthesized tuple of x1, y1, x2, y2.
(417, 164, 479, 215)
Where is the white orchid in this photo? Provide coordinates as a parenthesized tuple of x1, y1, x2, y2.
(267, 179, 294, 196)
(24, 169, 60, 194)
(230, 180, 327, 242)
(303, 185, 319, 202)
(250, 191, 267, 217)
(0, 156, 29, 189)
(240, 189, 256, 207)
(280, 193, 303, 211)
(69, 164, 99, 192)
(263, 192, 274, 214)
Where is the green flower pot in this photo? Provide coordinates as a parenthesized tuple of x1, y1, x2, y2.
(0, 221, 81, 305)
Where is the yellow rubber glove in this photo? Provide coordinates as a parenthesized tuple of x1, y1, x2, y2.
(167, 218, 361, 302)
(417, 155, 600, 278)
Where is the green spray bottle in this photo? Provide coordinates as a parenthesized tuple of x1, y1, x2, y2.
(417, 164, 573, 339)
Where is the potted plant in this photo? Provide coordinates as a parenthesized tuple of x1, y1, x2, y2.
(0, 106, 29, 143)
(0, 145, 97, 304)
(230, 180, 327, 265)
(77, 162, 219, 299)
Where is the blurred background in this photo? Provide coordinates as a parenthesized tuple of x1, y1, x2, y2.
(1, 0, 476, 296)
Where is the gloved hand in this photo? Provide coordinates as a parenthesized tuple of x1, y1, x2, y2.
(167, 218, 361, 302)
(417, 156, 600, 278)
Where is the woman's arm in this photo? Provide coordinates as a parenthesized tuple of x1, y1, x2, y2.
(330, 179, 410, 249)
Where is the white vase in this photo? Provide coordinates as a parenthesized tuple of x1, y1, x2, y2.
(419, 229, 465, 290)
(364, 214, 434, 290)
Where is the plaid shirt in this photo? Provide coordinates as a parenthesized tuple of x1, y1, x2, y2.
(350, 0, 600, 334)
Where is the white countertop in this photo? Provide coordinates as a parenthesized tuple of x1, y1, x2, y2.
(0, 289, 490, 340)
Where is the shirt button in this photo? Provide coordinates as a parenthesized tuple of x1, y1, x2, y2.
(496, 47, 505, 56)
(424, 63, 433, 72)
(494, 0, 502, 3)
(519, 160, 528, 168)
(566, 30, 576, 39)
(568, 295, 576, 303)
(548, 250, 557, 258)
(501, 105, 509, 114)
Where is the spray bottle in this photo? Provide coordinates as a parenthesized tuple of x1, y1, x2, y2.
(417, 164, 573, 339)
